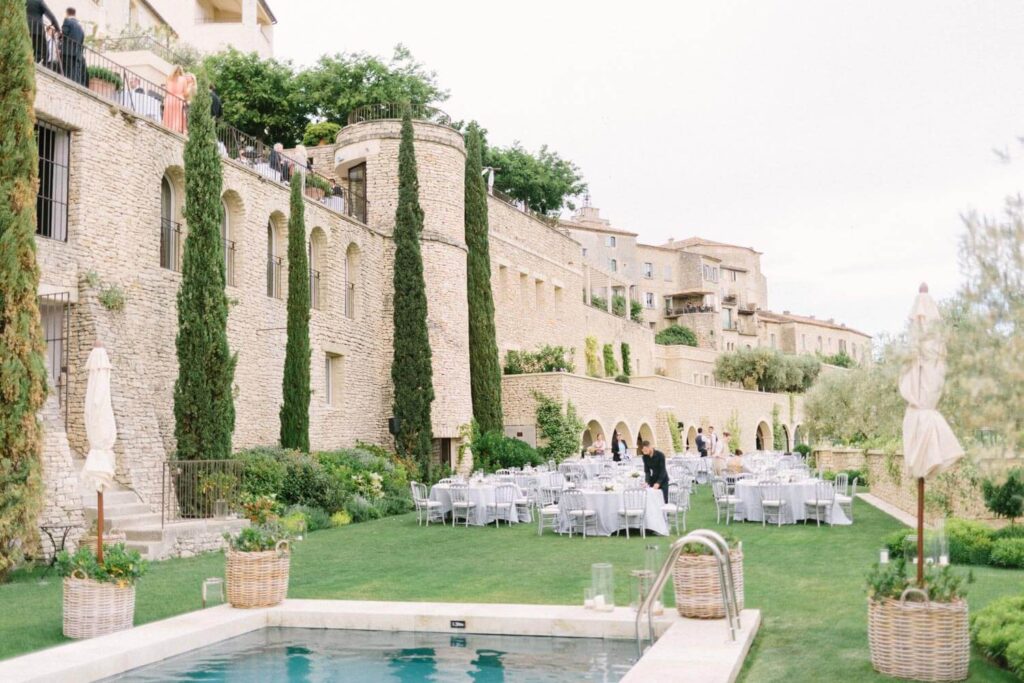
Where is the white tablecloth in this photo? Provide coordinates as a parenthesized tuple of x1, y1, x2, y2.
(430, 483, 530, 526)
(734, 480, 851, 525)
(557, 488, 670, 536)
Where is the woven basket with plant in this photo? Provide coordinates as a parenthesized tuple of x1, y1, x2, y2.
(224, 523, 291, 608)
(672, 533, 743, 619)
(57, 543, 146, 639)
(866, 558, 972, 682)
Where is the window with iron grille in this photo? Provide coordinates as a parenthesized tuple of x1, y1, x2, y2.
(36, 121, 70, 241)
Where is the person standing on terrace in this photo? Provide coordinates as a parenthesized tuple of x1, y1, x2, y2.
(26, 0, 59, 63)
(60, 7, 85, 86)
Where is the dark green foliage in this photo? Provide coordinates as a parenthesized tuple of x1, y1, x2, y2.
(620, 343, 631, 377)
(714, 347, 821, 393)
(614, 375, 630, 384)
(464, 123, 503, 434)
(655, 324, 698, 346)
(611, 294, 627, 317)
(173, 76, 237, 461)
(794, 443, 812, 457)
(390, 110, 435, 476)
(982, 469, 1024, 522)
(820, 350, 856, 368)
(971, 594, 1024, 678)
(284, 504, 332, 532)
(946, 518, 995, 565)
(280, 177, 310, 451)
(55, 544, 146, 585)
(484, 141, 587, 216)
(865, 557, 972, 602)
(85, 65, 123, 89)
(588, 294, 607, 311)
(602, 343, 617, 377)
(630, 299, 643, 323)
(280, 453, 342, 512)
(823, 469, 868, 487)
(990, 538, 1024, 568)
(302, 121, 341, 146)
(502, 345, 574, 375)
(0, 0, 48, 581)
(994, 524, 1024, 541)
(224, 523, 290, 552)
(471, 429, 541, 471)
(239, 446, 289, 497)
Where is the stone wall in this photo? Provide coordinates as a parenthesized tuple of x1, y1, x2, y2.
(37, 394, 85, 557)
(813, 447, 867, 473)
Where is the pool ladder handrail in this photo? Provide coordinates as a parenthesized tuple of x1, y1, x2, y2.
(634, 529, 741, 657)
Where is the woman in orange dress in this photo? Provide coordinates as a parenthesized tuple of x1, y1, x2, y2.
(163, 66, 196, 135)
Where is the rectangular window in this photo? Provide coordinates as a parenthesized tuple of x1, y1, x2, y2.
(723, 308, 733, 330)
(582, 247, 588, 257)
(839, 339, 847, 353)
(727, 269, 738, 282)
(644, 292, 655, 308)
(663, 265, 672, 281)
(519, 273, 529, 309)
(325, 353, 343, 407)
(643, 262, 653, 278)
(606, 235, 616, 247)
(770, 333, 776, 348)
(802, 334, 807, 351)
(608, 258, 617, 272)
(36, 121, 70, 241)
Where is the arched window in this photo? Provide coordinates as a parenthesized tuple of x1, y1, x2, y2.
(344, 243, 360, 318)
(221, 199, 235, 286)
(309, 228, 327, 310)
(160, 176, 180, 270)
(266, 219, 282, 299)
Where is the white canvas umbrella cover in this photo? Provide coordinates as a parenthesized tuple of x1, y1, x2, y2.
(898, 285, 963, 480)
(82, 345, 117, 492)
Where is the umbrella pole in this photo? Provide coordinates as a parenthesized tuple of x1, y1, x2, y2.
(916, 477, 924, 586)
(96, 490, 104, 565)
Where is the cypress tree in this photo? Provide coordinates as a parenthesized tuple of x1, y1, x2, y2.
(0, 1, 48, 580)
(279, 174, 310, 451)
(173, 77, 237, 461)
(391, 110, 435, 477)
(621, 342, 631, 377)
(464, 123, 503, 434)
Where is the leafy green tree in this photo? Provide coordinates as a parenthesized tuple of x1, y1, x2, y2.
(280, 176, 310, 451)
(174, 78, 237, 461)
(655, 324, 698, 346)
(464, 124, 503, 433)
(982, 469, 1024, 523)
(0, 3, 48, 580)
(620, 343, 632, 377)
(390, 110, 435, 475)
(502, 346, 574, 375)
(302, 121, 340, 147)
(298, 44, 448, 126)
(485, 142, 587, 216)
(203, 48, 306, 145)
(820, 350, 856, 368)
(533, 392, 584, 463)
(714, 347, 820, 393)
(602, 343, 617, 377)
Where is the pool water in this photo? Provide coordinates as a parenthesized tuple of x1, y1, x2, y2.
(103, 627, 638, 682)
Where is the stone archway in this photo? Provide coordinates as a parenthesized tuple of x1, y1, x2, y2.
(793, 424, 804, 447)
(755, 420, 772, 452)
(638, 422, 655, 448)
(582, 420, 606, 450)
(780, 424, 791, 452)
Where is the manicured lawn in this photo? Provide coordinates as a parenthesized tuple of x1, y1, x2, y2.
(2, 489, 1021, 682)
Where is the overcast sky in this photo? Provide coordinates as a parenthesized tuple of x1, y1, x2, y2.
(274, 1, 1024, 338)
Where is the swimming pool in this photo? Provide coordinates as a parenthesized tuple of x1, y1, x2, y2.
(101, 627, 638, 682)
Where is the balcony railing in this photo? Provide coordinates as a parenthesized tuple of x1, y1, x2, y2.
(161, 218, 182, 271)
(267, 256, 284, 299)
(310, 269, 322, 310)
(161, 459, 244, 526)
(665, 305, 714, 317)
(31, 19, 370, 224)
(346, 102, 454, 128)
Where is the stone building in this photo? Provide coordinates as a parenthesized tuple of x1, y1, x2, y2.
(28, 40, 865, 557)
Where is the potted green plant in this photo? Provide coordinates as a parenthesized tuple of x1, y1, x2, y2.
(672, 531, 743, 619)
(866, 558, 972, 681)
(199, 470, 238, 519)
(302, 121, 341, 147)
(86, 65, 123, 99)
(223, 523, 291, 608)
(56, 543, 147, 639)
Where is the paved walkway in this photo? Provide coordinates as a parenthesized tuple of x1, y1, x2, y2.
(857, 492, 926, 528)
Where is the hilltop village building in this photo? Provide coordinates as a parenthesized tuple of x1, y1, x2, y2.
(27, 28, 868, 556)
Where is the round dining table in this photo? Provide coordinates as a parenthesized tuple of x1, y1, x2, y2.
(557, 486, 670, 536)
(733, 479, 851, 525)
(429, 482, 530, 526)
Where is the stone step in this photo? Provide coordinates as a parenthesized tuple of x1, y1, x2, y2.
(80, 490, 141, 507)
(124, 541, 164, 559)
(97, 512, 163, 531)
(123, 526, 165, 542)
(84, 503, 152, 520)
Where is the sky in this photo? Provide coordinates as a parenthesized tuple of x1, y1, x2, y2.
(272, 1, 1024, 338)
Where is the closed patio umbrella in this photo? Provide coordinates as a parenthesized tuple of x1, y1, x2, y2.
(81, 342, 117, 563)
(898, 284, 963, 584)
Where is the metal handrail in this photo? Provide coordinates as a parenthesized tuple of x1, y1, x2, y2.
(346, 102, 454, 128)
(634, 529, 741, 657)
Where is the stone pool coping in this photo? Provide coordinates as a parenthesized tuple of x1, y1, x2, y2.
(0, 599, 759, 682)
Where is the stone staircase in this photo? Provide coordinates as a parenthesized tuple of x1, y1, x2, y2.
(75, 459, 247, 560)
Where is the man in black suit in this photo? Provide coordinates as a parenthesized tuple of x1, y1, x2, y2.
(61, 7, 86, 86)
(641, 440, 670, 503)
(696, 427, 707, 457)
(26, 0, 59, 64)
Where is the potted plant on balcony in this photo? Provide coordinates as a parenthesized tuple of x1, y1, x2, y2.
(224, 523, 291, 608)
(57, 543, 147, 639)
(866, 558, 972, 681)
(671, 531, 743, 619)
(86, 65, 123, 99)
(302, 121, 341, 147)
(304, 173, 332, 201)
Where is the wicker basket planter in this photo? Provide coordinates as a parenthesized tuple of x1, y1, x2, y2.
(868, 588, 969, 682)
(62, 573, 136, 639)
(225, 540, 290, 608)
(672, 546, 744, 619)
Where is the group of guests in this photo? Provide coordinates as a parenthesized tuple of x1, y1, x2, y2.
(27, 2, 85, 85)
(695, 425, 745, 474)
(588, 430, 640, 462)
